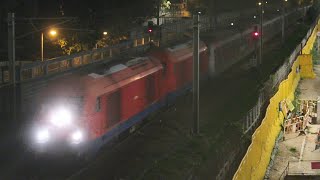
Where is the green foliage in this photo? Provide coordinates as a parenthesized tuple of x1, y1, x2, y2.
(293, 88, 301, 110)
(289, 147, 297, 153)
(162, 0, 171, 10)
(96, 33, 128, 48)
(54, 34, 84, 55)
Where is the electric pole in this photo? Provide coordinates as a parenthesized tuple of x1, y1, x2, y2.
(193, 13, 200, 134)
(281, 0, 286, 44)
(259, 1, 264, 66)
(8, 13, 15, 87)
(157, 0, 162, 47)
(157, 0, 160, 26)
(8, 12, 16, 122)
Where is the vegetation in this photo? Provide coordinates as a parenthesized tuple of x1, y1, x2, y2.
(289, 147, 297, 153)
(54, 36, 83, 55)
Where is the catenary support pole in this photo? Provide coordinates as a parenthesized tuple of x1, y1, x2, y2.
(193, 14, 200, 134)
(157, 0, 161, 47)
(157, 0, 160, 26)
(259, 2, 264, 66)
(281, 1, 285, 44)
(41, 32, 44, 61)
(8, 12, 16, 122)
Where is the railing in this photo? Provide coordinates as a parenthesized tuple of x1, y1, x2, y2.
(285, 160, 320, 176)
(242, 92, 266, 134)
(279, 161, 290, 179)
(0, 6, 310, 87)
(0, 61, 26, 85)
(242, 15, 317, 134)
(18, 34, 150, 83)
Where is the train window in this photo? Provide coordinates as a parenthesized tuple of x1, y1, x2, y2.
(96, 96, 101, 112)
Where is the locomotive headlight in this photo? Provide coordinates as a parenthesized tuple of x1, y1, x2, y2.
(35, 128, 50, 144)
(50, 108, 72, 127)
(70, 130, 83, 144)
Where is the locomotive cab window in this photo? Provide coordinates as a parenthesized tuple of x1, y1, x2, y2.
(96, 96, 101, 112)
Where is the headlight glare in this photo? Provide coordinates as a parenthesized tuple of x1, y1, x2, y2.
(35, 128, 50, 144)
(50, 108, 72, 127)
(70, 130, 83, 144)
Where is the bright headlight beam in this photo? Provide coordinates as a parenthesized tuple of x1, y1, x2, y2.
(50, 108, 72, 127)
(36, 129, 49, 143)
(71, 130, 83, 144)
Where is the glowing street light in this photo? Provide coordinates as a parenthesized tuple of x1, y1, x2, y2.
(41, 29, 58, 61)
(49, 30, 57, 36)
(282, 0, 288, 44)
(257, 1, 264, 67)
(103, 31, 108, 35)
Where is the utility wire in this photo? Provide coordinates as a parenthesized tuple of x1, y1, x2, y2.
(16, 19, 76, 39)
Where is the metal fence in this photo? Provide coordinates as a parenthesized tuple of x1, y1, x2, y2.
(0, 6, 309, 87)
(280, 160, 320, 178)
(242, 16, 317, 135)
(0, 33, 151, 85)
(242, 93, 267, 134)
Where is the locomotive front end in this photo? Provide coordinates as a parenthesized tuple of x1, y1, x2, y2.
(29, 75, 87, 154)
(33, 105, 85, 146)
(31, 99, 87, 154)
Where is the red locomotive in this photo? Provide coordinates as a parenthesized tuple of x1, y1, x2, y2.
(31, 40, 209, 155)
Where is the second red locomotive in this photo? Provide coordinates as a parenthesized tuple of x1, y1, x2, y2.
(31, 40, 209, 155)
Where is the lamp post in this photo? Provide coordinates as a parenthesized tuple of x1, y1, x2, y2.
(281, 0, 288, 44)
(258, 1, 264, 66)
(193, 12, 200, 134)
(41, 29, 57, 61)
(96, 31, 108, 49)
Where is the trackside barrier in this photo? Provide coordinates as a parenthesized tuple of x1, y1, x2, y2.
(233, 21, 319, 180)
(300, 54, 316, 78)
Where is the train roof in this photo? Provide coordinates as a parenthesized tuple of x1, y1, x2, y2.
(86, 56, 163, 96)
(166, 40, 207, 63)
(38, 73, 85, 102)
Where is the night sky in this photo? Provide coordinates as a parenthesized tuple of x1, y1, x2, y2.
(36, 0, 154, 19)
(0, 0, 308, 59)
(5, 0, 275, 18)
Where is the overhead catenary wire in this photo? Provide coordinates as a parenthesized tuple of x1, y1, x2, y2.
(16, 18, 78, 39)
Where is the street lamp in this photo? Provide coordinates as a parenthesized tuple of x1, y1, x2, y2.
(41, 29, 57, 61)
(50, 30, 57, 36)
(95, 31, 109, 49)
(256, 1, 264, 67)
(281, 0, 288, 44)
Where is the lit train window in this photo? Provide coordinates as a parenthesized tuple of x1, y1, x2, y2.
(96, 96, 101, 112)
